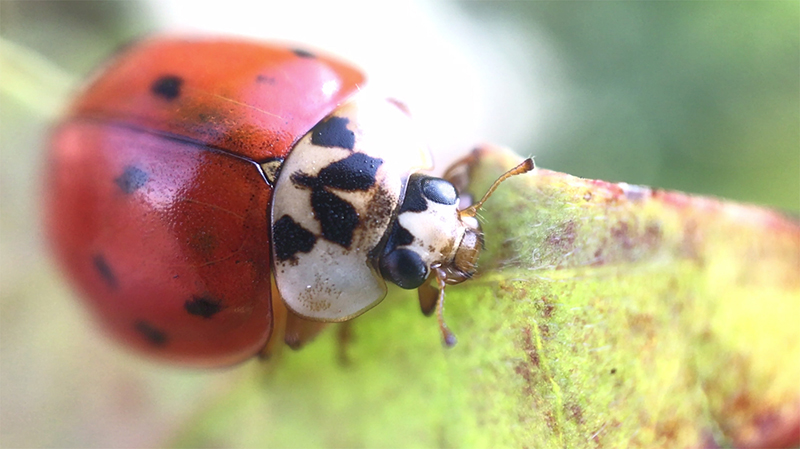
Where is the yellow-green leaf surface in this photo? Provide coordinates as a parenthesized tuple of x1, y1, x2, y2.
(172, 147, 800, 449)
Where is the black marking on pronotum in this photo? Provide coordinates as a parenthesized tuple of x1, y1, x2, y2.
(151, 75, 183, 100)
(273, 215, 317, 262)
(311, 188, 359, 248)
(292, 48, 316, 58)
(310, 116, 355, 150)
(114, 165, 149, 194)
(318, 153, 382, 191)
(289, 153, 384, 248)
(290, 153, 383, 192)
(184, 295, 223, 318)
(93, 254, 118, 288)
(422, 178, 458, 205)
(134, 320, 168, 347)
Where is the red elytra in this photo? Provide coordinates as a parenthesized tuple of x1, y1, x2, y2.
(45, 38, 365, 366)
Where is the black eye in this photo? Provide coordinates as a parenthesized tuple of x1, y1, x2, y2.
(421, 178, 457, 205)
(379, 248, 429, 289)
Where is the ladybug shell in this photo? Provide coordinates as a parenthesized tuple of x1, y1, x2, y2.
(45, 38, 365, 366)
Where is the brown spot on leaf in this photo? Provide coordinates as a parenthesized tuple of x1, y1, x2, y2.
(730, 390, 753, 412)
(592, 248, 605, 266)
(539, 296, 555, 318)
(547, 220, 577, 254)
(655, 417, 680, 442)
(544, 410, 559, 433)
(514, 360, 534, 397)
(611, 221, 634, 250)
(538, 323, 550, 339)
(498, 281, 514, 293)
(627, 313, 656, 341)
(644, 222, 662, 246)
(568, 402, 585, 424)
(591, 425, 605, 446)
(681, 219, 702, 261)
(521, 326, 540, 368)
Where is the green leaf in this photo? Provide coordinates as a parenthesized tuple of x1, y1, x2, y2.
(171, 146, 800, 449)
(0, 38, 76, 118)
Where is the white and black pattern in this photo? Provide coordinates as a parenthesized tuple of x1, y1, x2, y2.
(290, 152, 384, 248)
(270, 91, 432, 321)
(379, 173, 465, 290)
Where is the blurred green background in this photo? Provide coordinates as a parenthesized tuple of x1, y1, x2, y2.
(491, 1, 799, 211)
(1, 1, 797, 447)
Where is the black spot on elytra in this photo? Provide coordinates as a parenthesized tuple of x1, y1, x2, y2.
(273, 215, 317, 261)
(380, 248, 428, 289)
(114, 165, 148, 194)
(184, 295, 223, 318)
(311, 116, 355, 150)
(399, 174, 428, 213)
(289, 153, 384, 249)
(311, 188, 359, 248)
(290, 172, 316, 188)
(422, 177, 458, 205)
(151, 75, 183, 100)
(256, 74, 276, 84)
(292, 48, 316, 58)
(93, 254, 118, 288)
(134, 320, 168, 346)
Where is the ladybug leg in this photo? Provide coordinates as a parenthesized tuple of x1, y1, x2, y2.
(336, 321, 354, 366)
(417, 279, 439, 317)
(433, 267, 457, 347)
(260, 281, 289, 358)
(284, 310, 329, 350)
(261, 280, 329, 356)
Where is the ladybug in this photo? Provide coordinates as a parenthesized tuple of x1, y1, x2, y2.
(45, 37, 533, 367)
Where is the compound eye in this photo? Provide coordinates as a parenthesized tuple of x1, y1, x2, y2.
(421, 178, 457, 206)
(379, 248, 429, 289)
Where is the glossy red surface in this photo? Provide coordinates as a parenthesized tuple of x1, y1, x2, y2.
(44, 38, 365, 365)
(71, 37, 366, 161)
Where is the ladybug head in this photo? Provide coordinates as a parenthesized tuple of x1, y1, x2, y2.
(377, 158, 534, 347)
(378, 158, 534, 291)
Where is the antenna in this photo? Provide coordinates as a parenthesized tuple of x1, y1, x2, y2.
(459, 158, 535, 218)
